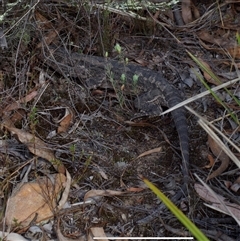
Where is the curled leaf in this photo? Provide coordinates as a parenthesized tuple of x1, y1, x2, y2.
(207, 135, 230, 180)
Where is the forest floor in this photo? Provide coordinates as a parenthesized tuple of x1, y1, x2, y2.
(0, 1, 240, 240)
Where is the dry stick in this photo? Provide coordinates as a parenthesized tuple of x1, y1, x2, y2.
(160, 77, 240, 115)
(93, 3, 147, 20)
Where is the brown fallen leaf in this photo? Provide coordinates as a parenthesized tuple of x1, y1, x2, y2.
(195, 183, 224, 203)
(223, 180, 232, 189)
(88, 227, 109, 241)
(234, 176, 240, 184)
(3, 120, 65, 173)
(5, 173, 66, 227)
(200, 60, 221, 85)
(197, 30, 222, 45)
(57, 108, 74, 133)
(10, 109, 26, 124)
(92, 163, 108, 180)
(36, 30, 58, 49)
(58, 169, 71, 210)
(191, 1, 200, 19)
(3, 90, 38, 113)
(207, 134, 230, 181)
(126, 187, 144, 192)
(35, 11, 53, 29)
(194, 183, 240, 220)
(181, 0, 193, 24)
(197, 30, 240, 59)
(204, 154, 215, 168)
(4, 123, 55, 160)
(84, 189, 127, 202)
(134, 147, 162, 160)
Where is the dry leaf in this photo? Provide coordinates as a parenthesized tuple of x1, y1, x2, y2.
(93, 163, 108, 180)
(36, 30, 58, 49)
(191, 2, 200, 19)
(10, 109, 26, 124)
(4, 91, 38, 113)
(194, 183, 240, 220)
(135, 147, 162, 160)
(58, 169, 71, 210)
(223, 180, 232, 189)
(200, 60, 220, 85)
(84, 189, 127, 202)
(234, 176, 240, 184)
(88, 227, 109, 241)
(4, 123, 55, 160)
(207, 134, 230, 180)
(35, 11, 52, 29)
(226, 46, 240, 59)
(204, 154, 215, 168)
(195, 183, 224, 204)
(197, 30, 240, 59)
(57, 111, 73, 133)
(181, 0, 193, 24)
(126, 187, 144, 192)
(3, 122, 65, 173)
(198, 30, 222, 45)
(6, 174, 66, 227)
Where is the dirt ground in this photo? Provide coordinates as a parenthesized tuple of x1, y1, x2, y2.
(0, 1, 240, 240)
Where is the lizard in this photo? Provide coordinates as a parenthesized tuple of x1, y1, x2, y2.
(40, 46, 189, 197)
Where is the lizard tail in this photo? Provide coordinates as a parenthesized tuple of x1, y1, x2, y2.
(164, 90, 190, 185)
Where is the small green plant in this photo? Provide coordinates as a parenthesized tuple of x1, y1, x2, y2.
(120, 73, 126, 85)
(105, 63, 126, 108)
(72, 155, 93, 185)
(12, 217, 23, 228)
(29, 106, 38, 131)
(132, 73, 139, 93)
(69, 143, 76, 162)
(105, 43, 140, 107)
(114, 43, 122, 54)
(50, 158, 63, 169)
(104, 43, 127, 107)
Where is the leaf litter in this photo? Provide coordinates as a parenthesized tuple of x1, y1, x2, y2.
(1, 0, 240, 240)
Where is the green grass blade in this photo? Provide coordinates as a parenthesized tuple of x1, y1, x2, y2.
(187, 51, 240, 106)
(142, 177, 210, 241)
(196, 71, 239, 124)
(187, 50, 240, 124)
